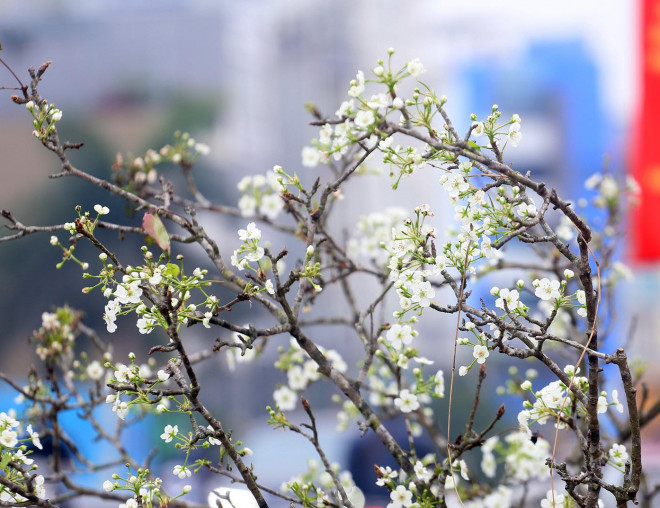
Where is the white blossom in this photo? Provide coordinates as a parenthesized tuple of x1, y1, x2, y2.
(394, 389, 419, 413)
(406, 58, 425, 77)
(273, 386, 297, 411)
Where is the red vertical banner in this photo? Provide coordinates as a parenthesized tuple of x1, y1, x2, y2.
(632, 0, 660, 263)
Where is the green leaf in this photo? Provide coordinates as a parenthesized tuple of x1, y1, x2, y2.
(0, 451, 11, 470)
(467, 140, 482, 152)
(162, 263, 180, 279)
(142, 211, 170, 252)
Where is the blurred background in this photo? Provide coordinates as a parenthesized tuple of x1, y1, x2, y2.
(1, 1, 658, 506)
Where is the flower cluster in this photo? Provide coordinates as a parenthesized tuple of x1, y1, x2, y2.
(374, 455, 470, 508)
(102, 464, 188, 508)
(480, 430, 550, 482)
(231, 222, 266, 270)
(348, 206, 408, 264)
(105, 353, 160, 420)
(51, 204, 113, 270)
(280, 458, 364, 508)
(237, 170, 284, 220)
(585, 172, 640, 211)
(30, 306, 81, 362)
(273, 339, 346, 411)
(518, 366, 624, 436)
(470, 106, 522, 149)
(112, 131, 210, 190)
(94, 250, 216, 334)
(0, 411, 45, 503)
(25, 99, 62, 141)
(386, 206, 439, 317)
(302, 51, 433, 170)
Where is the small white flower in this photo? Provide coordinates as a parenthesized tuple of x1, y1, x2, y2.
(287, 366, 308, 391)
(238, 195, 257, 217)
(302, 146, 320, 167)
(406, 58, 425, 77)
(534, 278, 561, 301)
(259, 193, 283, 220)
(473, 345, 489, 364)
(238, 222, 261, 241)
(264, 279, 275, 295)
(612, 389, 624, 413)
(137, 316, 156, 334)
(50, 235, 58, 246)
(459, 366, 468, 376)
(394, 389, 419, 413)
(149, 267, 162, 285)
(94, 204, 110, 215)
(86, 361, 105, 381)
(336, 99, 355, 118)
(576, 289, 587, 317)
(173, 464, 191, 479)
(414, 461, 431, 482)
(541, 489, 566, 508)
(273, 386, 297, 411)
(347, 70, 365, 97)
(160, 424, 178, 443)
(472, 121, 486, 137)
(508, 122, 522, 147)
(457, 459, 470, 480)
(202, 312, 213, 328)
(26, 424, 42, 450)
(495, 288, 520, 312)
(103, 480, 114, 492)
(600, 175, 619, 201)
(114, 281, 143, 305)
(609, 443, 629, 467)
(434, 370, 445, 398)
(390, 485, 413, 507)
(157, 370, 169, 382)
(354, 110, 375, 129)
(0, 429, 18, 448)
(13, 449, 34, 465)
(41, 312, 59, 330)
(195, 143, 210, 155)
